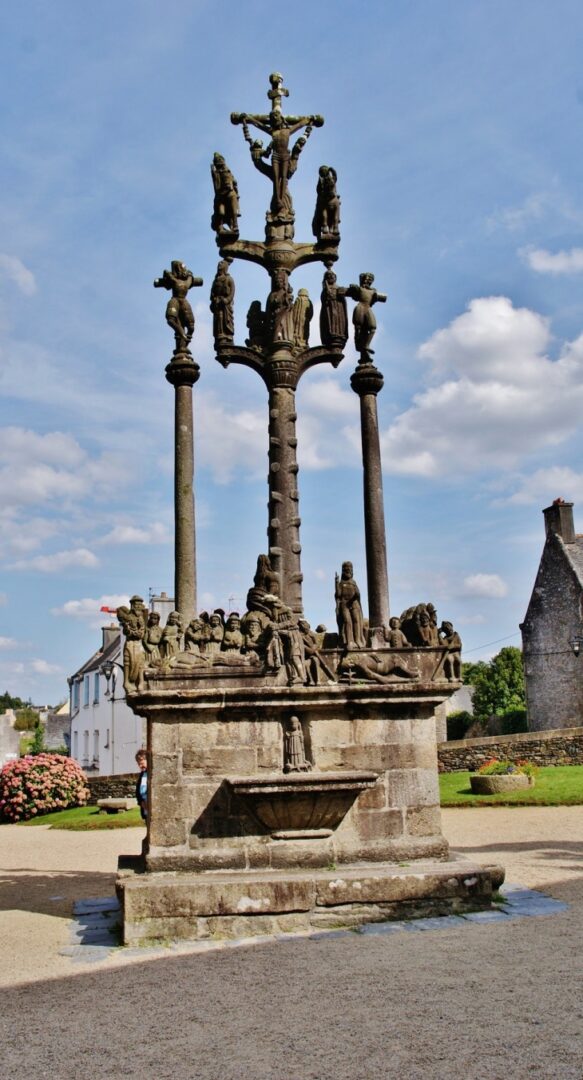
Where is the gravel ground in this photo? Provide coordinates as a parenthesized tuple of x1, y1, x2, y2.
(1, 807, 582, 1079)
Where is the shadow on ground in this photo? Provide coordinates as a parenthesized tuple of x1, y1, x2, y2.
(0, 869, 116, 918)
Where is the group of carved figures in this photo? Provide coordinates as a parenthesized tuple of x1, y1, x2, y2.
(207, 264, 387, 360)
(118, 566, 461, 694)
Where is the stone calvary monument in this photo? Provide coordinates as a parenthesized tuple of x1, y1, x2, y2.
(117, 75, 502, 943)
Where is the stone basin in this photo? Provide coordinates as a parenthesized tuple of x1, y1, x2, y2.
(470, 773, 533, 794)
(228, 771, 379, 838)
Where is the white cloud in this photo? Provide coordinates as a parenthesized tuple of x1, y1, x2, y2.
(456, 614, 486, 625)
(380, 297, 583, 477)
(30, 659, 63, 676)
(99, 521, 171, 545)
(462, 574, 508, 598)
(195, 392, 265, 484)
(0, 253, 36, 295)
(521, 246, 583, 275)
(11, 547, 99, 573)
(0, 637, 19, 649)
(300, 379, 358, 418)
(505, 466, 583, 506)
(0, 427, 126, 512)
(52, 594, 130, 624)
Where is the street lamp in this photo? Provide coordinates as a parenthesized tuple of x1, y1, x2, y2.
(569, 634, 583, 658)
(99, 660, 124, 771)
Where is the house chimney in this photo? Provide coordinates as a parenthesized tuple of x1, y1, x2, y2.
(101, 624, 120, 651)
(543, 499, 575, 544)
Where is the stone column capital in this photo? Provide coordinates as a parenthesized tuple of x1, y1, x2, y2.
(165, 353, 201, 388)
(350, 362, 384, 397)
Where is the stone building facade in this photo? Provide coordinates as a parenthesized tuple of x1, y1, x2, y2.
(520, 500, 583, 731)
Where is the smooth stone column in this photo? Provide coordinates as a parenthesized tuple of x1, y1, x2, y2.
(350, 362, 390, 643)
(165, 352, 200, 622)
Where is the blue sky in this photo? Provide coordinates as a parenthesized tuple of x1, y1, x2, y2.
(1, 0, 583, 704)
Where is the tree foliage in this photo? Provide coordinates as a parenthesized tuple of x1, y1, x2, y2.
(470, 647, 526, 720)
(0, 691, 28, 712)
(13, 708, 39, 731)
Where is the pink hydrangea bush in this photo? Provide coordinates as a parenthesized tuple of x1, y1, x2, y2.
(0, 754, 90, 822)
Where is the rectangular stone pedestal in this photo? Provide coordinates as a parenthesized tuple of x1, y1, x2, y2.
(117, 857, 500, 945)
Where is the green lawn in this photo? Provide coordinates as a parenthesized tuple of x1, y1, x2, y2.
(440, 764, 583, 807)
(17, 804, 144, 830)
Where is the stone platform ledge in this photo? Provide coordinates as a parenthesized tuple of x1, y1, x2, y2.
(129, 679, 460, 714)
(116, 856, 503, 946)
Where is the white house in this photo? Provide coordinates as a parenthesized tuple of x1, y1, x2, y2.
(68, 625, 145, 776)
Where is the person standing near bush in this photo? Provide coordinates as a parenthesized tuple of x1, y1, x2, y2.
(135, 749, 148, 821)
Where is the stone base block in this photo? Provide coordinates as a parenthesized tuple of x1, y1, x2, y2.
(116, 856, 502, 945)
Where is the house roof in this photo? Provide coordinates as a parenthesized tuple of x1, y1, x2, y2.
(566, 534, 583, 586)
(69, 632, 121, 681)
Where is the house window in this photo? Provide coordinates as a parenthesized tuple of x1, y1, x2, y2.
(93, 672, 100, 704)
(83, 675, 90, 707)
(83, 730, 89, 765)
(72, 681, 80, 712)
(72, 730, 78, 760)
(93, 730, 99, 765)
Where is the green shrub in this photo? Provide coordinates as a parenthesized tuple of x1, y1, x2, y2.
(0, 754, 90, 822)
(446, 710, 474, 740)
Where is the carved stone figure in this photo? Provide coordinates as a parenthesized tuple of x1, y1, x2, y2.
(335, 562, 366, 649)
(298, 619, 336, 684)
(269, 597, 306, 685)
(246, 553, 280, 615)
(206, 611, 225, 658)
(154, 262, 203, 354)
(340, 652, 419, 684)
(266, 269, 295, 343)
(346, 273, 387, 361)
(222, 613, 244, 654)
(439, 621, 462, 681)
(246, 301, 266, 350)
(312, 166, 340, 239)
(143, 612, 163, 665)
(184, 617, 209, 656)
(292, 288, 313, 349)
(283, 716, 311, 773)
(210, 153, 240, 235)
(400, 603, 439, 647)
(160, 611, 183, 660)
(384, 616, 409, 649)
(320, 270, 348, 348)
(117, 596, 148, 693)
(210, 259, 235, 346)
(242, 613, 264, 654)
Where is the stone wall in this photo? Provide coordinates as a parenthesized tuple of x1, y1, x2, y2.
(438, 726, 583, 772)
(86, 773, 137, 803)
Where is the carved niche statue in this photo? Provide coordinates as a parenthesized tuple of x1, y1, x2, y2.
(320, 270, 348, 348)
(439, 621, 462, 681)
(335, 561, 366, 649)
(266, 269, 295, 343)
(160, 611, 183, 660)
(117, 595, 148, 693)
(292, 288, 313, 350)
(298, 619, 336, 685)
(312, 165, 340, 240)
(246, 300, 266, 350)
(283, 716, 311, 773)
(210, 153, 240, 235)
(384, 616, 409, 649)
(346, 272, 387, 362)
(210, 259, 235, 346)
(143, 611, 163, 665)
(153, 261, 203, 355)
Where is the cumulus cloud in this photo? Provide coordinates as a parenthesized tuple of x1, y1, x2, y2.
(99, 521, 171, 545)
(195, 392, 266, 484)
(462, 573, 508, 598)
(522, 246, 583, 274)
(505, 466, 583, 505)
(0, 253, 36, 295)
(0, 427, 126, 512)
(11, 547, 99, 572)
(30, 659, 63, 675)
(52, 594, 130, 622)
(380, 297, 583, 477)
(0, 637, 19, 649)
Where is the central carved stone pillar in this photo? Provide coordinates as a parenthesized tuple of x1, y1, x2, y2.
(165, 353, 200, 622)
(350, 362, 390, 640)
(267, 345, 303, 613)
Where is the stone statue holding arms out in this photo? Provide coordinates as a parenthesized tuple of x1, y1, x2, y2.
(154, 261, 203, 355)
(346, 272, 387, 362)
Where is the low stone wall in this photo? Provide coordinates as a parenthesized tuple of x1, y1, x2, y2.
(438, 726, 583, 772)
(86, 773, 137, 804)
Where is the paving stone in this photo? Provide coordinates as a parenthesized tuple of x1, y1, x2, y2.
(73, 897, 120, 915)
